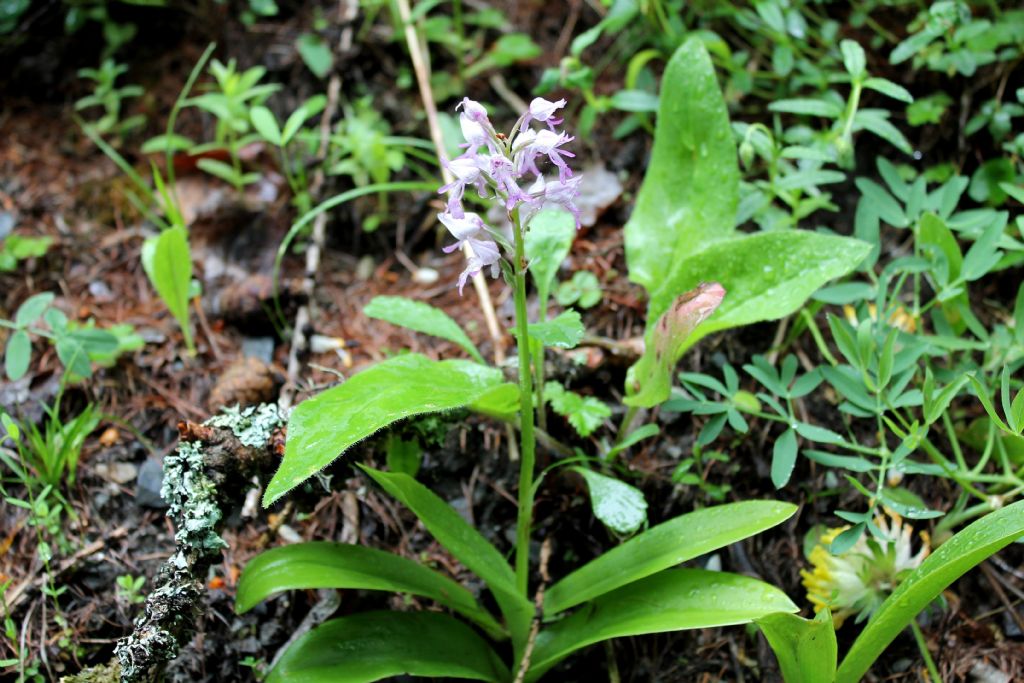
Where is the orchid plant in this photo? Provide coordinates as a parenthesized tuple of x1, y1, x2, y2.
(234, 88, 806, 682)
(213, 36, 1024, 682)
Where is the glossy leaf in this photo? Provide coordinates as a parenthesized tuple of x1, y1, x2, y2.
(624, 282, 725, 407)
(624, 39, 869, 355)
(142, 226, 193, 349)
(836, 500, 1024, 683)
(757, 610, 837, 683)
(265, 355, 509, 505)
(529, 569, 798, 680)
(361, 466, 533, 651)
(648, 231, 871, 349)
(364, 295, 484, 363)
(267, 611, 509, 683)
(525, 209, 576, 305)
(545, 500, 797, 614)
(236, 542, 503, 637)
(527, 310, 584, 349)
(624, 36, 739, 294)
(572, 467, 647, 535)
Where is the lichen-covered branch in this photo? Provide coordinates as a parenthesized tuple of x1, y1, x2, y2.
(112, 405, 285, 683)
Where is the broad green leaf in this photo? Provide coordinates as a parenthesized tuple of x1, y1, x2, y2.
(648, 232, 872, 348)
(265, 355, 507, 505)
(526, 310, 584, 349)
(236, 542, 503, 637)
(529, 569, 798, 680)
(623, 39, 869, 353)
(524, 209, 576, 305)
(545, 500, 796, 614)
(250, 105, 282, 146)
(364, 295, 483, 363)
(836, 500, 1024, 683)
(5, 330, 31, 380)
(144, 226, 193, 349)
(757, 610, 838, 683)
(624, 37, 739, 293)
(361, 467, 533, 654)
(624, 283, 725, 407)
(572, 467, 647, 535)
(267, 611, 509, 683)
(15, 292, 54, 326)
(470, 383, 520, 421)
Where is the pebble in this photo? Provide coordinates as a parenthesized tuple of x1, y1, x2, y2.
(241, 336, 275, 364)
(412, 267, 439, 284)
(93, 461, 138, 484)
(135, 457, 167, 508)
(356, 255, 375, 280)
(276, 524, 302, 544)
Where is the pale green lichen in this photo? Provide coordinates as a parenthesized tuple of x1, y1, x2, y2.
(160, 440, 225, 552)
(116, 404, 285, 682)
(207, 404, 285, 448)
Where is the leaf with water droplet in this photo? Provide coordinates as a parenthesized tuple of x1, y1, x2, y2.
(836, 500, 1024, 683)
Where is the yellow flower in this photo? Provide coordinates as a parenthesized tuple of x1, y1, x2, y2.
(842, 303, 918, 333)
(802, 511, 930, 627)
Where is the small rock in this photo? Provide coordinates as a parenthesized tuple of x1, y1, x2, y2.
(88, 280, 114, 301)
(0, 211, 14, 238)
(412, 267, 439, 284)
(971, 662, 1011, 683)
(276, 524, 302, 544)
(135, 457, 167, 509)
(93, 462, 138, 484)
(356, 255, 375, 280)
(241, 336, 276, 364)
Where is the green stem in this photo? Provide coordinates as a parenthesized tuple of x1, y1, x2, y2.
(910, 619, 941, 683)
(511, 211, 537, 598)
(534, 296, 548, 433)
(615, 405, 639, 446)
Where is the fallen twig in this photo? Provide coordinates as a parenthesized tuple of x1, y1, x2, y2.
(280, 73, 343, 412)
(394, 0, 506, 364)
(110, 406, 286, 683)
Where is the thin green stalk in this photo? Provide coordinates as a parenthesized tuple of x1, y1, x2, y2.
(910, 619, 941, 683)
(800, 308, 839, 366)
(615, 405, 639, 446)
(534, 294, 548, 433)
(511, 210, 537, 598)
